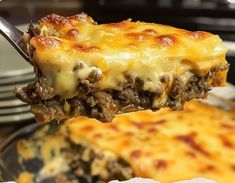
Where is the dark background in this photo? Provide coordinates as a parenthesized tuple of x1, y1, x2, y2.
(0, 0, 234, 84)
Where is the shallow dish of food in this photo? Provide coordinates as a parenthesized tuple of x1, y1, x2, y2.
(1, 94, 235, 183)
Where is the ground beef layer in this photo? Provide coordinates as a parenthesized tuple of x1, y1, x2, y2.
(13, 64, 228, 123)
(16, 123, 134, 183)
(54, 143, 134, 183)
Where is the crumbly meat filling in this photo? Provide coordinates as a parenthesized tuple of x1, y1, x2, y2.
(17, 125, 134, 183)
(54, 144, 134, 183)
(13, 64, 228, 122)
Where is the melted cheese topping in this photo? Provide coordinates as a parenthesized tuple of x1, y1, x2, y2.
(66, 100, 235, 183)
(17, 172, 34, 183)
(30, 13, 228, 98)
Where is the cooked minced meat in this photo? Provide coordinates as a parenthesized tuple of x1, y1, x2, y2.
(58, 144, 134, 183)
(53, 144, 134, 183)
(17, 124, 134, 183)
(13, 64, 228, 122)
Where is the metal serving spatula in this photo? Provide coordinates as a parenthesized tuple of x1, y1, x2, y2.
(0, 16, 30, 62)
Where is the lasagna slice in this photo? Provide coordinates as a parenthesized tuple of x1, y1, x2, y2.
(17, 101, 235, 183)
(14, 13, 229, 122)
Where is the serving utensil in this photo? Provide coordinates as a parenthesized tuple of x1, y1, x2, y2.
(0, 16, 30, 63)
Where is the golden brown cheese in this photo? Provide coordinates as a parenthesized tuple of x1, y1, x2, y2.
(66, 100, 235, 183)
(30, 13, 228, 99)
(17, 172, 34, 183)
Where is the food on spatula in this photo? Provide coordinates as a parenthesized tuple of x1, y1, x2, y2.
(14, 13, 228, 122)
